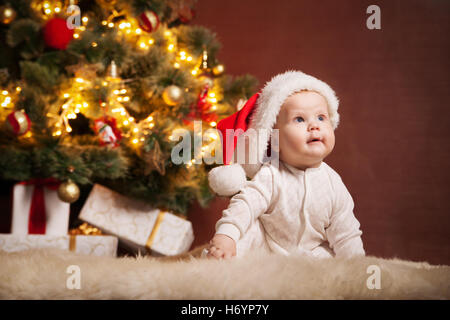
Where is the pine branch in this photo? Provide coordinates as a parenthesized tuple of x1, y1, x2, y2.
(177, 25, 221, 60)
(0, 146, 32, 181)
(219, 74, 259, 105)
(15, 85, 52, 135)
(19, 61, 61, 93)
(130, 0, 166, 16)
(6, 19, 44, 60)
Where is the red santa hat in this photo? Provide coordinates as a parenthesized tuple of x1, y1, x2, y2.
(208, 70, 340, 196)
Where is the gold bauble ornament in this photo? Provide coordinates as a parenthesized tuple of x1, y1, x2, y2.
(58, 180, 80, 203)
(0, 5, 17, 24)
(212, 64, 225, 76)
(162, 85, 183, 106)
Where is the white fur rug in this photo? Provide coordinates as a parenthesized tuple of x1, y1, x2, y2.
(0, 248, 449, 299)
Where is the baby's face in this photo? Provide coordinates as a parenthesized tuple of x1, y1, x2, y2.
(274, 91, 335, 170)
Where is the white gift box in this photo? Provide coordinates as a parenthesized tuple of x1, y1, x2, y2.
(79, 184, 194, 256)
(0, 234, 118, 257)
(11, 183, 70, 235)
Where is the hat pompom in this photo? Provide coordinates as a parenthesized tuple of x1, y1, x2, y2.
(208, 164, 247, 197)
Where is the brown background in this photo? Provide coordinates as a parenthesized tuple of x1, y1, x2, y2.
(187, 0, 450, 265)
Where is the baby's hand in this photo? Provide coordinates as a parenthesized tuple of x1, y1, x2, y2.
(207, 234, 236, 259)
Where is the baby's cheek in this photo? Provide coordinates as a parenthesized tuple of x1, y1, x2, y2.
(327, 131, 336, 149)
(279, 135, 294, 153)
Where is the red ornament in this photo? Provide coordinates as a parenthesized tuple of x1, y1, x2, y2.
(43, 18, 74, 50)
(93, 116, 122, 147)
(6, 110, 31, 136)
(137, 10, 160, 33)
(183, 85, 218, 125)
(179, 8, 195, 24)
(202, 112, 218, 123)
(197, 85, 211, 112)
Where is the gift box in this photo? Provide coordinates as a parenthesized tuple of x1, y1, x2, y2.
(79, 184, 194, 256)
(11, 179, 70, 235)
(0, 233, 118, 257)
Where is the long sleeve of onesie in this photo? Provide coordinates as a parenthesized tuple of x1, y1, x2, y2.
(215, 165, 274, 242)
(325, 175, 365, 258)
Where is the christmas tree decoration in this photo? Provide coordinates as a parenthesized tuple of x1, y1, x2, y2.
(0, 5, 16, 25)
(43, 17, 74, 50)
(213, 64, 225, 77)
(111, 84, 131, 105)
(183, 84, 218, 126)
(0, 87, 18, 112)
(6, 110, 31, 136)
(106, 60, 121, 82)
(0, 0, 257, 216)
(197, 85, 211, 112)
(138, 140, 166, 176)
(162, 85, 183, 106)
(197, 49, 214, 87)
(167, 0, 196, 24)
(128, 114, 155, 148)
(200, 49, 211, 72)
(137, 10, 160, 33)
(198, 74, 214, 88)
(31, 0, 65, 20)
(94, 116, 122, 147)
(99, 7, 130, 38)
(57, 179, 80, 203)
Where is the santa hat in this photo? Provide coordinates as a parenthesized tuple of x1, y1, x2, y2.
(208, 70, 340, 196)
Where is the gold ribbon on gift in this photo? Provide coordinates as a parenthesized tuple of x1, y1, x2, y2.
(68, 222, 103, 252)
(69, 235, 77, 252)
(145, 210, 166, 250)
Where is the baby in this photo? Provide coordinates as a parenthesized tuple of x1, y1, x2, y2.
(206, 70, 365, 259)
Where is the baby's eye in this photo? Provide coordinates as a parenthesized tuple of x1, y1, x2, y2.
(295, 117, 304, 123)
(318, 115, 325, 121)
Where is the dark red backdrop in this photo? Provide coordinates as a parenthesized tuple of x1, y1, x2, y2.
(187, 0, 450, 265)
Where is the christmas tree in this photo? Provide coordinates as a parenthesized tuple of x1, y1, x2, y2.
(0, 0, 257, 215)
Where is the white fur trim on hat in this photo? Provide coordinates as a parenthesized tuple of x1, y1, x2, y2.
(208, 163, 247, 197)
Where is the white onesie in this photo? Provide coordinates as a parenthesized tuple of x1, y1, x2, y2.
(215, 161, 365, 258)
